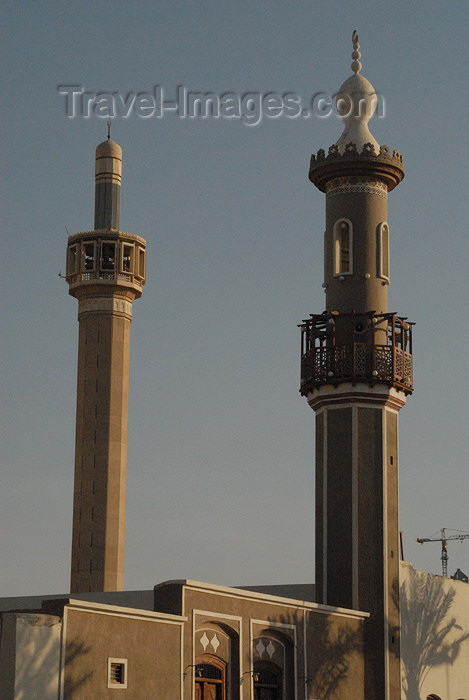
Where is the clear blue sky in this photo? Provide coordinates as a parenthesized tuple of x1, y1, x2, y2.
(1, 0, 468, 596)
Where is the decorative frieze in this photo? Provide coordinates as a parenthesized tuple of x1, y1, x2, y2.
(326, 177, 388, 199)
(78, 296, 133, 318)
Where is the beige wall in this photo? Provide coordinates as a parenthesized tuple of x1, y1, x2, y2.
(400, 562, 469, 700)
(0, 612, 61, 700)
(62, 600, 184, 699)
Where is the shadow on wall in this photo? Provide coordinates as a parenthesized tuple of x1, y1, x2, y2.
(14, 632, 92, 700)
(62, 639, 93, 698)
(304, 615, 362, 699)
(264, 609, 363, 700)
(395, 568, 469, 700)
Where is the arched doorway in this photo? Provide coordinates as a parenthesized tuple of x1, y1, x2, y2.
(195, 653, 226, 700)
(253, 660, 282, 700)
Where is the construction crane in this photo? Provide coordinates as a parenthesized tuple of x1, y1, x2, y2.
(416, 528, 469, 577)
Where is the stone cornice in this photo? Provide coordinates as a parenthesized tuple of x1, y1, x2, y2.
(307, 382, 407, 412)
(309, 142, 404, 193)
(68, 229, 146, 246)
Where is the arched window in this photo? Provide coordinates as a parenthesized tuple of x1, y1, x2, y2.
(194, 654, 226, 700)
(333, 218, 353, 276)
(254, 660, 282, 700)
(377, 222, 390, 281)
(426, 695, 442, 700)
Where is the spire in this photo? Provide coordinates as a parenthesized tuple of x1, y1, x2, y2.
(335, 30, 379, 155)
(94, 128, 122, 230)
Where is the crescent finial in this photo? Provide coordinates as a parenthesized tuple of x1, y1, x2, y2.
(351, 29, 362, 74)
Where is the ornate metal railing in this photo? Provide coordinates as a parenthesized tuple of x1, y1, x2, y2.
(299, 312, 413, 395)
(300, 343, 412, 394)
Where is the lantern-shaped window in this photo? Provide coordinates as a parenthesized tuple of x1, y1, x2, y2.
(333, 218, 353, 276)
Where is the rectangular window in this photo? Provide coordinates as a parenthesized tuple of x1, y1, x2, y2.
(83, 243, 95, 271)
(135, 247, 146, 280)
(122, 244, 133, 273)
(67, 245, 79, 275)
(108, 658, 128, 689)
(101, 242, 115, 270)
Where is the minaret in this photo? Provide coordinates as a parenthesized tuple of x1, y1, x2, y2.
(66, 127, 146, 593)
(299, 33, 413, 699)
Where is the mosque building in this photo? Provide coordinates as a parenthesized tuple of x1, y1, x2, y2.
(0, 33, 468, 700)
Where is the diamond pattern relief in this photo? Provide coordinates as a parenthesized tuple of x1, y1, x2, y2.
(266, 641, 275, 659)
(255, 639, 266, 657)
(200, 632, 209, 651)
(211, 634, 220, 653)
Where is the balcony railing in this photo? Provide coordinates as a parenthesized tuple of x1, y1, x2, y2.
(67, 270, 141, 285)
(299, 312, 414, 395)
(300, 343, 412, 394)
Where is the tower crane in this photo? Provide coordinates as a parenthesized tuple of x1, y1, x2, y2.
(416, 528, 469, 577)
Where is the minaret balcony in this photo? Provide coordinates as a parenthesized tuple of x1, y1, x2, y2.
(299, 311, 413, 395)
(66, 230, 146, 294)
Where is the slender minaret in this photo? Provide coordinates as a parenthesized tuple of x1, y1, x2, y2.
(66, 127, 146, 593)
(300, 33, 413, 699)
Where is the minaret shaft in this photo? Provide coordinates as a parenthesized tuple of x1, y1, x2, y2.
(70, 297, 132, 592)
(314, 390, 402, 699)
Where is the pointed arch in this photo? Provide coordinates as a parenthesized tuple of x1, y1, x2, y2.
(333, 218, 353, 276)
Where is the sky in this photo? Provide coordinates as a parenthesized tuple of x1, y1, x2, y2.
(1, 0, 468, 597)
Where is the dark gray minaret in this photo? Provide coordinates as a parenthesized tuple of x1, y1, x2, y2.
(299, 32, 413, 700)
(66, 129, 146, 593)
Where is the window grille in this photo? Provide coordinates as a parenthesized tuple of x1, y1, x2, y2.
(195, 663, 223, 680)
(108, 658, 127, 688)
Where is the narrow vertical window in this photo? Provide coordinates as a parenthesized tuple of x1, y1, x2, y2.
(83, 242, 96, 271)
(101, 242, 115, 270)
(136, 247, 146, 280)
(121, 244, 133, 273)
(67, 244, 79, 275)
(333, 218, 353, 276)
(377, 222, 389, 281)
